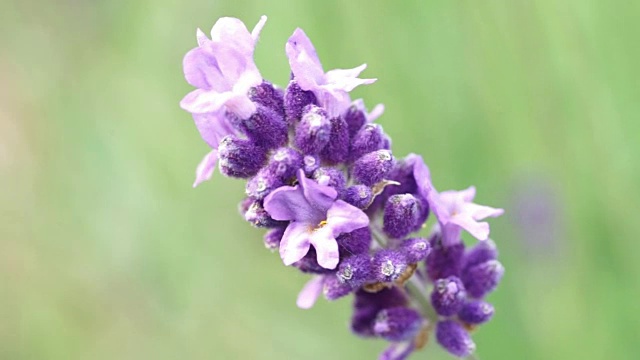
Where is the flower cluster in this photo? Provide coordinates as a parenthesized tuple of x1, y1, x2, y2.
(181, 16, 505, 359)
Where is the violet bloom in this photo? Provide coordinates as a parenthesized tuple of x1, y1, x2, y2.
(182, 16, 267, 187)
(412, 155, 503, 245)
(430, 187, 504, 246)
(286, 28, 376, 117)
(264, 169, 369, 269)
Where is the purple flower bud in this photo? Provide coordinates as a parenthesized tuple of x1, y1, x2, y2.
(435, 320, 476, 357)
(344, 185, 373, 209)
(458, 300, 494, 325)
(246, 147, 303, 200)
(353, 149, 394, 186)
(374, 306, 423, 342)
(430, 276, 466, 316)
(319, 117, 349, 164)
(294, 248, 336, 275)
(238, 197, 253, 215)
(462, 260, 505, 298)
(312, 167, 346, 196)
(336, 227, 372, 256)
(294, 105, 331, 154)
(337, 254, 373, 289)
(398, 237, 431, 263)
(343, 103, 367, 138)
(463, 239, 499, 270)
(379, 342, 415, 360)
(263, 227, 285, 251)
(323, 274, 353, 300)
(426, 234, 465, 281)
(240, 105, 288, 149)
(351, 287, 408, 337)
(284, 80, 317, 124)
(244, 200, 286, 228)
(302, 155, 320, 176)
(218, 136, 267, 178)
(383, 194, 421, 239)
(371, 249, 409, 283)
(248, 81, 285, 118)
(381, 133, 392, 149)
(349, 123, 385, 161)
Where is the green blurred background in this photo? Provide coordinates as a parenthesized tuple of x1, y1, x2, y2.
(1, 0, 639, 359)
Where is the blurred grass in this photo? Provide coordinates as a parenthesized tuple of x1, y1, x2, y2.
(1, 0, 639, 359)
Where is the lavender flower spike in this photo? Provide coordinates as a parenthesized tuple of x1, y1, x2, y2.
(264, 169, 369, 269)
(430, 186, 505, 246)
(286, 28, 376, 117)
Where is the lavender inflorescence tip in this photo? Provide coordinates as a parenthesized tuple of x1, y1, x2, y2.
(180, 15, 505, 359)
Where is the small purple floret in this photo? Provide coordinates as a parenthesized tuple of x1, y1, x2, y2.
(246, 147, 303, 200)
(248, 81, 285, 118)
(217, 136, 267, 178)
(233, 105, 288, 149)
(263, 227, 285, 251)
(426, 234, 465, 281)
(374, 306, 423, 342)
(430, 276, 466, 317)
(337, 254, 373, 289)
(383, 194, 422, 239)
(284, 80, 317, 124)
(294, 105, 331, 154)
(336, 227, 372, 256)
(244, 200, 286, 228)
(344, 185, 373, 209)
(458, 300, 494, 325)
(353, 149, 394, 186)
(312, 167, 347, 196)
(350, 123, 386, 161)
(323, 275, 353, 300)
(462, 259, 505, 299)
(319, 117, 350, 164)
(351, 287, 408, 337)
(398, 237, 431, 263)
(463, 239, 499, 270)
(373, 306, 423, 341)
(371, 249, 409, 283)
(435, 320, 476, 357)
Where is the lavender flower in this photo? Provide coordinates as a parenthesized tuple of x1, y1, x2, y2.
(180, 16, 506, 359)
(286, 28, 376, 117)
(427, 186, 505, 246)
(264, 169, 369, 269)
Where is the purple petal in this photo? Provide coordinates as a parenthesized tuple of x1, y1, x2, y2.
(251, 15, 268, 42)
(192, 149, 218, 187)
(296, 275, 325, 309)
(210, 17, 255, 57)
(298, 169, 337, 214)
(182, 46, 229, 91)
(180, 89, 233, 114)
(196, 28, 208, 46)
(279, 222, 313, 266)
(264, 184, 321, 222)
(449, 214, 490, 241)
(286, 28, 325, 91)
(379, 341, 414, 360)
(466, 202, 505, 220)
(309, 227, 340, 269)
(191, 111, 236, 148)
(324, 64, 377, 92)
(440, 223, 463, 247)
(326, 200, 370, 237)
(367, 103, 385, 122)
(409, 154, 434, 201)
